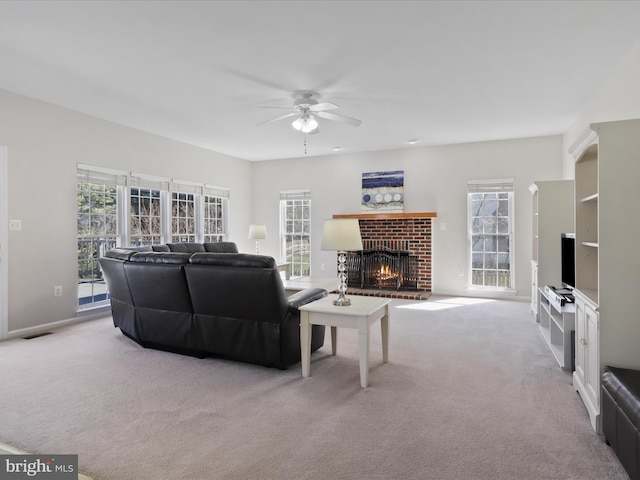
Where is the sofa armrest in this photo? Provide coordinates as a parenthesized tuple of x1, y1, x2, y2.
(287, 288, 328, 312)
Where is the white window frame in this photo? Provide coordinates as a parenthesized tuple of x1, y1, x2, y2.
(467, 178, 515, 290)
(280, 190, 311, 278)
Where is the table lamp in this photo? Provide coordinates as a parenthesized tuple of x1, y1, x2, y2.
(248, 224, 267, 254)
(321, 218, 363, 306)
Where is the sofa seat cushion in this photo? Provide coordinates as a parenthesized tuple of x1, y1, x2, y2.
(603, 366, 640, 430)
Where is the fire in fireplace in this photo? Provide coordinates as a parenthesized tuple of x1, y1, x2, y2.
(346, 248, 418, 291)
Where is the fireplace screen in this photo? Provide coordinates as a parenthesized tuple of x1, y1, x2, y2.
(347, 249, 418, 291)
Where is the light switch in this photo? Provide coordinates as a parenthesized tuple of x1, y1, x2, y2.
(9, 219, 21, 231)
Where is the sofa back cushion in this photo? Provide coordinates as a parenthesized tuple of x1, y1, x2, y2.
(203, 241, 238, 253)
(104, 248, 140, 261)
(98, 256, 134, 304)
(124, 252, 193, 312)
(166, 242, 206, 253)
(185, 253, 288, 322)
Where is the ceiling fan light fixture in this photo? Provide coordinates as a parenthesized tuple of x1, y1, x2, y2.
(292, 114, 318, 133)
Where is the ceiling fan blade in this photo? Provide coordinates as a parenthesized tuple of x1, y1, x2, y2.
(256, 112, 300, 126)
(317, 111, 362, 127)
(310, 102, 339, 112)
(259, 106, 298, 110)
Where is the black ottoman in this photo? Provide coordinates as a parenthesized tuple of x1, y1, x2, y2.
(602, 365, 640, 480)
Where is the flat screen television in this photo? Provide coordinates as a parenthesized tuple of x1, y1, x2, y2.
(561, 233, 575, 290)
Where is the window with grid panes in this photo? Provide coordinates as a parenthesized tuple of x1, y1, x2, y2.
(77, 166, 126, 307)
(203, 186, 228, 242)
(468, 179, 514, 289)
(280, 190, 311, 277)
(130, 187, 163, 245)
(171, 191, 196, 243)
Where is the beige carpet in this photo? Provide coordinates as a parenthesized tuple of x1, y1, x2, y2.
(0, 296, 628, 480)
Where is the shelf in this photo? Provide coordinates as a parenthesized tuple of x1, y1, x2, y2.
(539, 324, 550, 342)
(574, 288, 598, 307)
(548, 341, 565, 367)
(538, 287, 575, 371)
(551, 313, 567, 331)
(581, 193, 599, 203)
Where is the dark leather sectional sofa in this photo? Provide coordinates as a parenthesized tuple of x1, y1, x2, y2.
(98, 242, 327, 369)
(602, 366, 640, 480)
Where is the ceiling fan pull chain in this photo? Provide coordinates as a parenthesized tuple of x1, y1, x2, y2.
(304, 134, 307, 155)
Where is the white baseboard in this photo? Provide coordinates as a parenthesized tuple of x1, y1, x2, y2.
(4, 308, 110, 340)
(432, 288, 530, 302)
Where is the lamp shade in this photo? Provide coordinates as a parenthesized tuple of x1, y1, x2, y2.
(321, 219, 363, 251)
(248, 224, 267, 240)
(292, 115, 319, 133)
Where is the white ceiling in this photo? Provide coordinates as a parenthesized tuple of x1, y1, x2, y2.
(1, 1, 640, 161)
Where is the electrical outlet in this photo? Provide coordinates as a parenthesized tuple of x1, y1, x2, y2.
(321, 263, 326, 271)
(54, 285, 63, 297)
(440, 222, 446, 231)
(457, 270, 465, 277)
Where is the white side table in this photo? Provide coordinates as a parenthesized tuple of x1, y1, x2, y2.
(282, 276, 338, 296)
(299, 295, 391, 387)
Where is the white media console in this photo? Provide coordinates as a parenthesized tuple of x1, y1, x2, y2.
(538, 286, 575, 371)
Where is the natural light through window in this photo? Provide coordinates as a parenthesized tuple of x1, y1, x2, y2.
(397, 297, 495, 311)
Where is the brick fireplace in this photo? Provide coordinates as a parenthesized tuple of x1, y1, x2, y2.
(333, 213, 435, 299)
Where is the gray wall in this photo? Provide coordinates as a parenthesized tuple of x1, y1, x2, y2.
(251, 135, 564, 299)
(563, 37, 640, 174)
(0, 89, 253, 333)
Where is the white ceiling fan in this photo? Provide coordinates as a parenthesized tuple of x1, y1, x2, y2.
(257, 90, 362, 134)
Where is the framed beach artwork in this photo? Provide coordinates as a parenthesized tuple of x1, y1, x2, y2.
(361, 170, 404, 213)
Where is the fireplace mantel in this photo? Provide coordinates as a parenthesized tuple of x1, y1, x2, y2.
(333, 212, 437, 220)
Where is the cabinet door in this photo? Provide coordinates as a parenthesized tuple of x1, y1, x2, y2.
(584, 303, 600, 409)
(574, 297, 586, 384)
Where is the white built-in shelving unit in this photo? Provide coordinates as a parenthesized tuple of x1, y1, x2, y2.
(570, 119, 640, 433)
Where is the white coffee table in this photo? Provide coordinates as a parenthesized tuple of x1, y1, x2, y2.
(299, 295, 391, 387)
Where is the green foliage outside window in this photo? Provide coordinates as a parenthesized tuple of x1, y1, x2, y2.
(77, 181, 118, 305)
